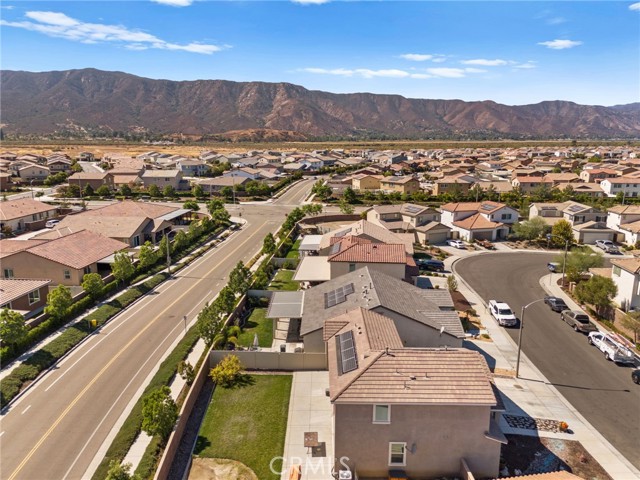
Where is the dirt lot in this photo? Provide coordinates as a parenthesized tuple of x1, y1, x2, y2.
(500, 434, 612, 479)
(188, 458, 257, 480)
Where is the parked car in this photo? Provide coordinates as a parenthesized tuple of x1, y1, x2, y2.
(544, 296, 568, 312)
(595, 239, 619, 254)
(447, 239, 466, 249)
(560, 310, 598, 333)
(45, 219, 60, 228)
(488, 300, 517, 327)
(547, 262, 561, 273)
(632, 369, 640, 385)
(416, 258, 445, 272)
(588, 331, 636, 364)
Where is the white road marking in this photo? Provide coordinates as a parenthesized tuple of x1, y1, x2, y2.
(21, 405, 31, 415)
(0, 431, 5, 437)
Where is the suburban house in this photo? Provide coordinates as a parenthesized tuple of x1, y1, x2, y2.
(141, 169, 187, 191)
(47, 157, 73, 174)
(293, 235, 417, 284)
(0, 173, 14, 191)
(440, 201, 518, 241)
(379, 176, 421, 195)
(196, 176, 251, 194)
(0, 230, 129, 286)
(606, 205, 640, 245)
(529, 201, 606, 226)
(432, 175, 476, 196)
(511, 175, 550, 193)
(579, 168, 618, 183)
(275, 266, 464, 353)
(177, 159, 210, 177)
(611, 258, 640, 311)
(0, 278, 51, 319)
(600, 177, 640, 198)
(351, 174, 382, 191)
(18, 163, 50, 181)
(327, 309, 503, 479)
(367, 203, 451, 245)
(0, 199, 58, 233)
(317, 220, 415, 254)
(67, 172, 115, 191)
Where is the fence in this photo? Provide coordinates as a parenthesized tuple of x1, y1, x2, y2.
(209, 350, 327, 371)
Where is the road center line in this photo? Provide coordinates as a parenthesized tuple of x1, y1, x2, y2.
(7, 222, 268, 480)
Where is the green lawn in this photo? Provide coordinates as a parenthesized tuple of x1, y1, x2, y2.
(285, 239, 301, 259)
(237, 308, 273, 348)
(195, 374, 293, 480)
(268, 269, 298, 291)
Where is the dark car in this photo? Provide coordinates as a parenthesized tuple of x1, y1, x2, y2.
(632, 369, 640, 385)
(416, 258, 445, 272)
(544, 295, 568, 312)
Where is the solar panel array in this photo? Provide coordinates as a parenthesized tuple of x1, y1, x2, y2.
(336, 330, 358, 374)
(334, 229, 349, 238)
(404, 205, 422, 214)
(480, 203, 495, 211)
(324, 283, 355, 308)
(567, 204, 584, 213)
(329, 242, 341, 255)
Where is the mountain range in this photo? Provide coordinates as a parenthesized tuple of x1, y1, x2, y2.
(1, 68, 639, 140)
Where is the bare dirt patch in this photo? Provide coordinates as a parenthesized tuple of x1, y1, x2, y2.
(188, 458, 258, 480)
(501, 434, 612, 480)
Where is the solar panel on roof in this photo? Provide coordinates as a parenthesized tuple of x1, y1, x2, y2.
(567, 205, 584, 213)
(480, 203, 494, 211)
(324, 283, 355, 308)
(336, 330, 358, 374)
(404, 205, 422, 214)
(334, 229, 349, 238)
(329, 242, 341, 255)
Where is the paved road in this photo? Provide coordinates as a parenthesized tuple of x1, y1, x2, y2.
(456, 252, 640, 469)
(0, 178, 314, 480)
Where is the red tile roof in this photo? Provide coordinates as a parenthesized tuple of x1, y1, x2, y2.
(0, 199, 57, 221)
(329, 242, 407, 264)
(453, 213, 504, 231)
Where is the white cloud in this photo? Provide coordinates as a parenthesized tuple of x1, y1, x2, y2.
(400, 54, 433, 62)
(463, 67, 487, 73)
(302, 65, 488, 80)
(460, 58, 508, 66)
(151, 0, 193, 6)
(291, 0, 330, 4)
(630, 2, 640, 10)
(0, 5, 15, 9)
(546, 16, 566, 25)
(538, 39, 583, 49)
(514, 61, 537, 69)
(431, 57, 447, 63)
(426, 67, 467, 78)
(1, 11, 225, 54)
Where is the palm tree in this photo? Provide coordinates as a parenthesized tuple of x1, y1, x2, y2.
(213, 325, 242, 350)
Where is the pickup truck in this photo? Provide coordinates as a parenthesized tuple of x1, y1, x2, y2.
(560, 310, 598, 333)
(489, 300, 517, 327)
(588, 331, 636, 364)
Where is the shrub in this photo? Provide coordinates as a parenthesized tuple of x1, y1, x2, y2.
(282, 260, 297, 270)
(0, 376, 23, 406)
(11, 364, 40, 382)
(210, 354, 243, 387)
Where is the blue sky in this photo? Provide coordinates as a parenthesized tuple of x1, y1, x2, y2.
(1, 1, 639, 106)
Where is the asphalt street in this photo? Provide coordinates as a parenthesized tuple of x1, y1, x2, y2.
(0, 178, 315, 480)
(456, 252, 640, 470)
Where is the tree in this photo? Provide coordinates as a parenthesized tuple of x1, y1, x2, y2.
(82, 184, 94, 197)
(209, 354, 243, 387)
(65, 184, 81, 198)
(148, 184, 161, 198)
(213, 325, 241, 350)
(550, 219, 573, 247)
(177, 360, 195, 385)
(0, 308, 28, 349)
(253, 269, 270, 290)
(343, 187, 357, 204)
(141, 386, 178, 441)
(620, 312, 640, 344)
(137, 241, 157, 271)
(301, 203, 322, 216)
(192, 183, 204, 199)
(197, 303, 224, 345)
(211, 208, 230, 225)
(228, 261, 250, 295)
(559, 250, 604, 283)
(215, 286, 237, 314)
(262, 233, 276, 255)
(172, 230, 188, 253)
(311, 180, 332, 200)
(512, 217, 550, 241)
(575, 275, 617, 317)
(183, 200, 199, 211)
(207, 199, 225, 215)
(112, 251, 135, 285)
(81, 273, 104, 300)
(163, 185, 176, 198)
(446, 275, 458, 292)
(119, 184, 132, 197)
(339, 199, 355, 215)
(45, 284, 73, 321)
(105, 460, 137, 480)
(220, 186, 233, 198)
(71, 162, 83, 173)
(95, 185, 111, 197)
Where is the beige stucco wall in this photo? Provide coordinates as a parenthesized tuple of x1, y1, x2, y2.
(303, 329, 326, 353)
(1, 251, 93, 286)
(330, 262, 405, 280)
(1, 207, 56, 233)
(373, 307, 463, 348)
(334, 403, 500, 479)
(353, 177, 380, 190)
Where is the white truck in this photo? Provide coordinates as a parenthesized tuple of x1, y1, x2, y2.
(489, 300, 517, 327)
(587, 331, 636, 364)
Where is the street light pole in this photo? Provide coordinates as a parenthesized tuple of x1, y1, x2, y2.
(516, 298, 547, 378)
(546, 234, 570, 287)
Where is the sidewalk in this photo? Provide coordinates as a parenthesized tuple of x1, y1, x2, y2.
(448, 253, 640, 480)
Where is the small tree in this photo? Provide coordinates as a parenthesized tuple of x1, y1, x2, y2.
(446, 275, 458, 292)
(82, 184, 94, 197)
(95, 185, 111, 197)
(141, 386, 178, 441)
(105, 460, 136, 480)
(207, 199, 225, 215)
(550, 219, 573, 247)
(575, 275, 617, 317)
(0, 308, 28, 350)
(137, 241, 157, 271)
(112, 250, 135, 285)
(45, 284, 73, 321)
(209, 354, 243, 387)
(220, 186, 233, 199)
(177, 360, 195, 385)
(620, 312, 640, 344)
(183, 200, 199, 211)
(339, 199, 355, 215)
(213, 325, 241, 350)
(343, 187, 357, 204)
(559, 250, 604, 283)
(172, 230, 188, 253)
(119, 184, 132, 197)
(192, 183, 204, 199)
(148, 184, 161, 198)
(163, 185, 176, 198)
(512, 217, 550, 241)
(228, 261, 250, 295)
(262, 233, 276, 255)
(81, 273, 104, 300)
(211, 208, 230, 225)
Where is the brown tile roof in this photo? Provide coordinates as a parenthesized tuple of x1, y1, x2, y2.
(91, 200, 177, 219)
(37, 214, 151, 240)
(440, 201, 504, 213)
(26, 230, 129, 269)
(329, 242, 407, 264)
(620, 219, 640, 233)
(0, 239, 48, 258)
(611, 257, 640, 274)
(0, 199, 57, 222)
(453, 212, 504, 231)
(608, 204, 640, 214)
(319, 220, 414, 254)
(331, 348, 496, 405)
(68, 172, 110, 180)
(0, 278, 51, 304)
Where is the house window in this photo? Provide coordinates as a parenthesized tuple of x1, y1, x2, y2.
(133, 235, 140, 247)
(4, 269, 14, 278)
(501, 213, 512, 220)
(389, 442, 406, 466)
(349, 263, 356, 272)
(32, 214, 38, 221)
(373, 404, 390, 424)
(84, 266, 92, 275)
(28, 290, 40, 305)
(64, 270, 71, 280)
(613, 266, 621, 276)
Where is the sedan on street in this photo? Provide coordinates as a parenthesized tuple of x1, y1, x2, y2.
(544, 295, 568, 312)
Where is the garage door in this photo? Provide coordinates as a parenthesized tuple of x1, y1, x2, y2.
(472, 231, 494, 241)
(428, 231, 448, 244)
(581, 232, 612, 245)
